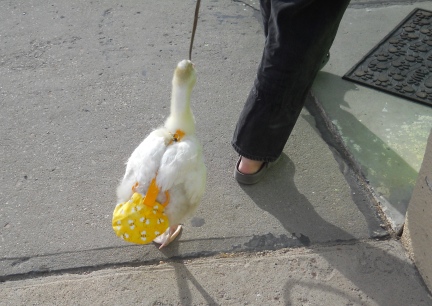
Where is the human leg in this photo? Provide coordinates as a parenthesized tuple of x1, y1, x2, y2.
(233, 0, 350, 177)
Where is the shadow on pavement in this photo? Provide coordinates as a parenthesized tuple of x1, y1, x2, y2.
(161, 243, 218, 306)
(240, 155, 429, 305)
(312, 72, 418, 219)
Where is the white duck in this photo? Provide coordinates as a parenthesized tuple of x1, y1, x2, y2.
(116, 60, 206, 249)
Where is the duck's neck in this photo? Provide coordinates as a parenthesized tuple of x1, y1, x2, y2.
(170, 85, 192, 115)
(165, 84, 195, 134)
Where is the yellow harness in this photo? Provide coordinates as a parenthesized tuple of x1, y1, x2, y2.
(112, 130, 185, 244)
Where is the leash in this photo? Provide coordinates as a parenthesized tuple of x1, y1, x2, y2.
(189, 0, 201, 61)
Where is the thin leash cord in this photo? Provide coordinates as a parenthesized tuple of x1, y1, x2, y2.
(189, 0, 201, 61)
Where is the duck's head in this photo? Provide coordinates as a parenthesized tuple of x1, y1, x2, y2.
(173, 60, 196, 88)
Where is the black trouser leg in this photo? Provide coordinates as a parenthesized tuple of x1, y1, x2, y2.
(232, 0, 350, 162)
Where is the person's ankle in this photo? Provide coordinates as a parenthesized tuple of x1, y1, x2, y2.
(238, 156, 263, 174)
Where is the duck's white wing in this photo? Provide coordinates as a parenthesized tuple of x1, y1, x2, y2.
(116, 129, 169, 203)
(157, 135, 206, 203)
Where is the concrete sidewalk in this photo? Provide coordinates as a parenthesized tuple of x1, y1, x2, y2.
(0, 240, 430, 305)
(0, 0, 431, 304)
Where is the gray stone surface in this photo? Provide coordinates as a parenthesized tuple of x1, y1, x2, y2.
(313, 3, 432, 233)
(1, 0, 431, 304)
(402, 130, 432, 291)
(0, 0, 385, 278)
(1, 240, 430, 306)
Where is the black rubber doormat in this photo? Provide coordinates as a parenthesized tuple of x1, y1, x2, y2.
(343, 8, 432, 107)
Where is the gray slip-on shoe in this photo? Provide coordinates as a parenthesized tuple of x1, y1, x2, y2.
(234, 156, 280, 185)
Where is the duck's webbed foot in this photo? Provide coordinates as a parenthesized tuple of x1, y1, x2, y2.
(153, 224, 182, 249)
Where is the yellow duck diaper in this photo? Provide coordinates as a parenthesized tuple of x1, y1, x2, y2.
(112, 179, 169, 244)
